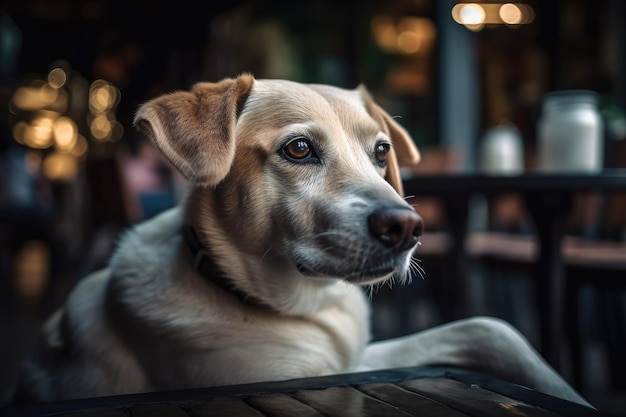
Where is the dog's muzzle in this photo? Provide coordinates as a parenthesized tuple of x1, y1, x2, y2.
(289, 203, 424, 283)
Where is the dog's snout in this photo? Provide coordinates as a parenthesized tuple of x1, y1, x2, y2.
(368, 208, 423, 251)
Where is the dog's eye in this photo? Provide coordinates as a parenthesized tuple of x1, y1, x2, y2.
(281, 138, 317, 162)
(374, 142, 390, 167)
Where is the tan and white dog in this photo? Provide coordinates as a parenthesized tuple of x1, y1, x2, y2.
(17, 74, 588, 406)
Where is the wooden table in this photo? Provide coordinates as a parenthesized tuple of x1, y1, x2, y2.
(403, 170, 626, 372)
(2, 366, 612, 417)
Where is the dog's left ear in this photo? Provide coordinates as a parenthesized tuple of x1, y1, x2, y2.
(134, 74, 254, 187)
(358, 85, 420, 197)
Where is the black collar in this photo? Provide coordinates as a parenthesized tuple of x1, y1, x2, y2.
(182, 225, 266, 308)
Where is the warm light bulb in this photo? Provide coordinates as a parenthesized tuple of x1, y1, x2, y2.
(459, 3, 485, 25)
(499, 3, 522, 24)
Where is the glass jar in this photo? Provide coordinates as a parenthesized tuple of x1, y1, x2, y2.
(537, 90, 603, 172)
(479, 123, 524, 175)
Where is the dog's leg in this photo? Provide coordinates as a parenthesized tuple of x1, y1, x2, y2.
(360, 316, 590, 406)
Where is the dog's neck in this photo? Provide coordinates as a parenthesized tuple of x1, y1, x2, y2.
(182, 224, 268, 308)
(183, 191, 360, 317)
(182, 223, 355, 316)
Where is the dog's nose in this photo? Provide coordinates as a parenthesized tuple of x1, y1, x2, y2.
(368, 208, 423, 251)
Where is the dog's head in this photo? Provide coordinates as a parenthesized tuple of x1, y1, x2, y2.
(135, 74, 422, 287)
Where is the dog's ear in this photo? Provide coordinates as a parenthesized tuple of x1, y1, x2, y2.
(358, 85, 420, 196)
(134, 74, 254, 187)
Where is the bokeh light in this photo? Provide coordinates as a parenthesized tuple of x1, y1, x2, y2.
(24, 112, 58, 149)
(70, 135, 89, 159)
(9, 65, 122, 182)
(48, 68, 67, 89)
(53, 117, 78, 152)
(452, 2, 534, 30)
(89, 79, 120, 113)
(43, 152, 79, 182)
(90, 113, 113, 141)
(372, 16, 436, 55)
(459, 3, 486, 25)
(12, 83, 59, 112)
(499, 3, 522, 25)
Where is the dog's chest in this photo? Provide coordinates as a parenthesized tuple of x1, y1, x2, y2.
(179, 296, 370, 386)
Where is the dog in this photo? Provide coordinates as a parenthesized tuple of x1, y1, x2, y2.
(16, 74, 589, 406)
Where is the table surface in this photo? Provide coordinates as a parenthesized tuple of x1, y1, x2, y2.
(403, 169, 626, 194)
(2, 366, 613, 417)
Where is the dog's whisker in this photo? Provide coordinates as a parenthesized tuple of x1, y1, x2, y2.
(400, 268, 412, 285)
(409, 257, 426, 281)
(403, 195, 415, 200)
(316, 244, 344, 258)
(370, 277, 390, 295)
(409, 258, 421, 276)
(365, 282, 377, 299)
(311, 231, 346, 240)
(259, 247, 274, 266)
(415, 261, 426, 276)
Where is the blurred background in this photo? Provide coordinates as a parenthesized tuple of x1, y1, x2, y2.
(1, 0, 625, 413)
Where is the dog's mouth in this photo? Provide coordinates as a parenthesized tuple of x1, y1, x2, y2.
(294, 253, 404, 285)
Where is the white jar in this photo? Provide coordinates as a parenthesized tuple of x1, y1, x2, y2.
(479, 124, 524, 175)
(537, 90, 603, 173)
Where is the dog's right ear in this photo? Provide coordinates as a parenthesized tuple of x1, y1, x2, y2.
(134, 74, 254, 187)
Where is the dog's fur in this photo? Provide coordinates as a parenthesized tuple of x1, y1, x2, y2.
(17, 74, 589, 406)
